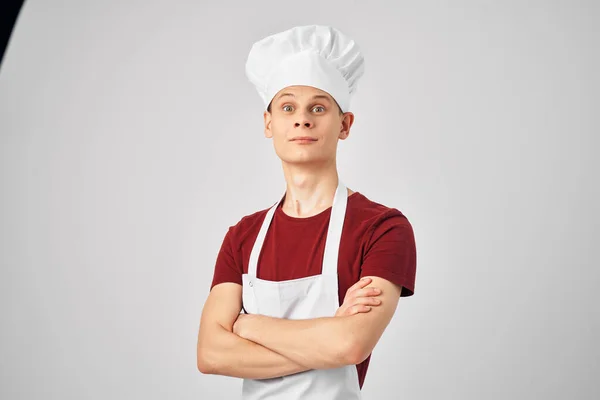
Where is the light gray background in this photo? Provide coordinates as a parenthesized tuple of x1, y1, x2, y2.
(1, 0, 598, 399)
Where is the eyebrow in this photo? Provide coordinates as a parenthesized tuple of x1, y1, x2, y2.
(275, 92, 332, 103)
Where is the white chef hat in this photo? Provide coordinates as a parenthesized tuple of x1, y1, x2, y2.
(245, 25, 365, 113)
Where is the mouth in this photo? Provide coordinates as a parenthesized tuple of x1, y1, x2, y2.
(291, 137, 318, 142)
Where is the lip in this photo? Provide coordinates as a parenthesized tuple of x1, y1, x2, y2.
(291, 136, 317, 141)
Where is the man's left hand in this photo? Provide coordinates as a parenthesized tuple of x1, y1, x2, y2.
(233, 313, 253, 339)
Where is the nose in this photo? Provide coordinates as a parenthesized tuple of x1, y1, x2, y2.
(294, 113, 313, 128)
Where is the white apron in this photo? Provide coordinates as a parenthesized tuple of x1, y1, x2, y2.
(241, 179, 362, 400)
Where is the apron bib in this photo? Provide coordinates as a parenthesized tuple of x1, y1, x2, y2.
(241, 180, 362, 400)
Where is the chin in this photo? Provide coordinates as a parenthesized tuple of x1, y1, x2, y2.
(278, 153, 330, 165)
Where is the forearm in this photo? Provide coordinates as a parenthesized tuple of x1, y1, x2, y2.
(240, 315, 357, 370)
(200, 324, 312, 379)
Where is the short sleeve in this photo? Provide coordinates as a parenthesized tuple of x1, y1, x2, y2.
(360, 210, 417, 297)
(209, 226, 243, 291)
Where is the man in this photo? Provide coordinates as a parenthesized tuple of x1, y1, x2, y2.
(197, 25, 417, 399)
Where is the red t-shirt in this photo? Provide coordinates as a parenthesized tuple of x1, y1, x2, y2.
(210, 191, 417, 390)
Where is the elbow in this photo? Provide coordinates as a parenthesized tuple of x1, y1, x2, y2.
(197, 323, 233, 374)
(197, 356, 213, 375)
(197, 342, 218, 374)
(197, 352, 212, 374)
(342, 337, 370, 366)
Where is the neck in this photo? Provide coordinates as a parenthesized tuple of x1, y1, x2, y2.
(280, 160, 352, 218)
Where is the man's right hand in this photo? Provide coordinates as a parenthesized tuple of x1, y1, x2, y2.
(334, 277, 382, 317)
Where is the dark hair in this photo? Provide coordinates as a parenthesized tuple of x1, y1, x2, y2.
(267, 100, 344, 116)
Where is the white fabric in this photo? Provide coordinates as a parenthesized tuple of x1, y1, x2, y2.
(241, 179, 362, 400)
(245, 25, 365, 113)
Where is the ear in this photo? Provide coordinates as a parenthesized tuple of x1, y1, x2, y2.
(338, 112, 354, 141)
(264, 110, 273, 138)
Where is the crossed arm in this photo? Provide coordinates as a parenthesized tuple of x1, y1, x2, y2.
(196, 276, 401, 379)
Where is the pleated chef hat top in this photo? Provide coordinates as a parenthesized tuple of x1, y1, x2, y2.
(245, 25, 365, 113)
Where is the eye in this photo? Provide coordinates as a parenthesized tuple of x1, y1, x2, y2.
(313, 106, 325, 112)
(282, 105, 293, 112)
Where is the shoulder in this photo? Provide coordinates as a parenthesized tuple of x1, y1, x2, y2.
(347, 192, 414, 240)
(222, 203, 274, 250)
(350, 192, 417, 297)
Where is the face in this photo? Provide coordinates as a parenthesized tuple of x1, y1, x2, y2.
(264, 85, 354, 167)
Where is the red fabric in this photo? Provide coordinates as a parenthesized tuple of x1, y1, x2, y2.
(209, 191, 417, 390)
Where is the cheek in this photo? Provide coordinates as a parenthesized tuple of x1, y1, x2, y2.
(270, 119, 289, 135)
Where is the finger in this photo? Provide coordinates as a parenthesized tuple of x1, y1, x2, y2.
(346, 277, 372, 295)
(350, 305, 372, 315)
(354, 297, 382, 306)
(353, 287, 382, 298)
